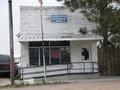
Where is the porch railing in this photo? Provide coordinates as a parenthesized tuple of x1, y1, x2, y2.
(19, 62, 98, 79)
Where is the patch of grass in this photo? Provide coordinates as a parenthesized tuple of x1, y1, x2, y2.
(0, 80, 71, 89)
(15, 73, 21, 80)
(13, 82, 29, 88)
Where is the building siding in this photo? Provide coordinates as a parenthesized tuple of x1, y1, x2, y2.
(70, 41, 97, 62)
(20, 6, 96, 33)
(19, 6, 100, 79)
(21, 42, 29, 67)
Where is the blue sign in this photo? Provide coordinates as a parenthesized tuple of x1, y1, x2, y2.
(51, 15, 67, 23)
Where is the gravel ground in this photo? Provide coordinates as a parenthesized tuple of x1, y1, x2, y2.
(1, 79, 120, 90)
(0, 78, 10, 87)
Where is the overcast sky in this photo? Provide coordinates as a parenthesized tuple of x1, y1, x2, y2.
(0, 0, 63, 56)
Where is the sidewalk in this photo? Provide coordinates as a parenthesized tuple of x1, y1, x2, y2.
(1, 75, 120, 87)
(1, 77, 120, 90)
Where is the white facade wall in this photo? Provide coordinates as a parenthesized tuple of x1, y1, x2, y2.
(70, 41, 98, 62)
(70, 41, 98, 73)
(21, 42, 29, 67)
(20, 6, 99, 78)
(20, 6, 96, 33)
(20, 6, 98, 67)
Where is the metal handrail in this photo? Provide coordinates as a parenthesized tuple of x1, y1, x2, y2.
(20, 61, 98, 79)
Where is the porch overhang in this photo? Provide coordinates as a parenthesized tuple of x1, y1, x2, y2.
(17, 32, 103, 42)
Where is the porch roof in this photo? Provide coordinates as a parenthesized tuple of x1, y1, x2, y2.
(17, 32, 103, 42)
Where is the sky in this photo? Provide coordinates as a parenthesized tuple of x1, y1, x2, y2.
(0, 0, 63, 56)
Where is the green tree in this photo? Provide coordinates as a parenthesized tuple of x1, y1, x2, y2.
(79, 27, 88, 35)
(57, 0, 120, 47)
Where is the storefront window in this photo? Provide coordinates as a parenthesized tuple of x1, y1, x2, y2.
(51, 48, 60, 65)
(40, 48, 43, 66)
(29, 48, 39, 66)
(40, 48, 50, 65)
(61, 47, 70, 64)
(44, 48, 50, 65)
(29, 41, 70, 66)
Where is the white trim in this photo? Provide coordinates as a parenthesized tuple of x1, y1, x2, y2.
(18, 33, 103, 42)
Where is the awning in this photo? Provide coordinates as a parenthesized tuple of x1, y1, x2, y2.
(17, 32, 103, 42)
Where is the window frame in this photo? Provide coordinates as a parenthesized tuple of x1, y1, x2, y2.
(80, 46, 92, 61)
(29, 41, 70, 66)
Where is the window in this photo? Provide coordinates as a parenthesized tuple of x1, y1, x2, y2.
(40, 48, 43, 66)
(29, 41, 70, 66)
(44, 48, 50, 65)
(51, 15, 67, 23)
(81, 48, 89, 60)
(51, 48, 60, 65)
(29, 41, 69, 47)
(61, 47, 70, 64)
(29, 48, 39, 66)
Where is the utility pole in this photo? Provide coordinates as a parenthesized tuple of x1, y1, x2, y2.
(8, 0, 15, 85)
(38, 0, 47, 82)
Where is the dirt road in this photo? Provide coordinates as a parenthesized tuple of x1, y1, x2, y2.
(1, 79, 120, 90)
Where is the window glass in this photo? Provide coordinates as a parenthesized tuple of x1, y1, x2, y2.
(29, 41, 70, 66)
(44, 48, 50, 65)
(40, 48, 50, 66)
(81, 48, 89, 60)
(50, 41, 69, 46)
(29, 41, 49, 47)
(40, 48, 43, 66)
(29, 48, 39, 66)
(29, 41, 69, 47)
(51, 48, 60, 65)
(61, 47, 70, 64)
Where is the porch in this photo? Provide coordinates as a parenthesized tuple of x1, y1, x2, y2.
(20, 62, 98, 79)
(18, 33, 102, 79)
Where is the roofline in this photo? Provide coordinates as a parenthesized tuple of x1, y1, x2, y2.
(19, 39, 103, 42)
(20, 6, 68, 11)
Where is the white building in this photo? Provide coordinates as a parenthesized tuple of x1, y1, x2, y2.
(18, 6, 103, 79)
